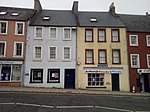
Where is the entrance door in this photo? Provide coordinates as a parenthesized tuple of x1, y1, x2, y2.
(64, 69, 75, 89)
(112, 74, 120, 91)
(1, 65, 11, 81)
(144, 74, 150, 92)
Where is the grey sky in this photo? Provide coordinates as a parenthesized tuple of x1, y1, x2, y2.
(0, 0, 150, 15)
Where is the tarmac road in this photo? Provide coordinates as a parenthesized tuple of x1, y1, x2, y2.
(0, 92, 150, 112)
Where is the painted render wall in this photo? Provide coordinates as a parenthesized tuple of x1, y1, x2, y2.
(24, 26, 76, 88)
(76, 27, 130, 91)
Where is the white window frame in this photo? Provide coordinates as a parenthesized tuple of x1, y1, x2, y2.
(130, 54, 140, 68)
(33, 45, 43, 61)
(0, 41, 6, 57)
(129, 35, 138, 46)
(13, 42, 24, 57)
(49, 27, 57, 39)
(48, 46, 57, 61)
(147, 54, 150, 68)
(34, 27, 43, 39)
(0, 21, 8, 35)
(15, 22, 25, 35)
(63, 28, 71, 40)
(63, 46, 71, 61)
(146, 35, 150, 46)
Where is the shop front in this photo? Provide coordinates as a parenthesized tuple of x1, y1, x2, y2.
(137, 69, 150, 92)
(0, 61, 23, 86)
(84, 67, 123, 91)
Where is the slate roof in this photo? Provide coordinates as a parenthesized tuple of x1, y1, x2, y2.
(30, 10, 77, 26)
(0, 6, 35, 21)
(78, 11, 125, 27)
(118, 14, 150, 32)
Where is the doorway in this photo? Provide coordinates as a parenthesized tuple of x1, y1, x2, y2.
(111, 73, 120, 91)
(143, 74, 150, 92)
(64, 69, 75, 89)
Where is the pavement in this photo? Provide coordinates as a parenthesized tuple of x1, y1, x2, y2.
(0, 86, 150, 96)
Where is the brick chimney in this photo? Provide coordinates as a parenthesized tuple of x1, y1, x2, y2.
(109, 2, 116, 17)
(72, 1, 78, 15)
(34, 0, 42, 12)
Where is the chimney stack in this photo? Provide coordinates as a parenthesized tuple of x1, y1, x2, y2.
(34, 0, 42, 12)
(72, 1, 78, 15)
(109, 2, 116, 17)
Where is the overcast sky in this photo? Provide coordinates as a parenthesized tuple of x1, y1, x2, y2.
(0, 0, 150, 15)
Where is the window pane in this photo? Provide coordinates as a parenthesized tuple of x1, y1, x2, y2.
(132, 55, 138, 66)
(15, 43, 22, 56)
(30, 69, 43, 83)
(99, 50, 106, 63)
(148, 56, 150, 67)
(64, 28, 70, 39)
(88, 73, 104, 87)
(0, 22, 6, 33)
(86, 50, 93, 63)
(0, 65, 11, 81)
(17, 23, 23, 34)
(49, 47, 56, 59)
(86, 30, 93, 41)
(48, 69, 60, 83)
(113, 50, 120, 63)
(11, 65, 21, 81)
(35, 47, 41, 59)
(147, 36, 150, 46)
(99, 30, 105, 41)
(50, 28, 56, 39)
(36, 27, 42, 38)
(0, 43, 5, 56)
(64, 47, 70, 60)
(112, 30, 119, 41)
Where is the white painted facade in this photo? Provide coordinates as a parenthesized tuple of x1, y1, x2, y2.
(24, 26, 76, 88)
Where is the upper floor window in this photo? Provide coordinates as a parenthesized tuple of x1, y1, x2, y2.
(130, 35, 138, 46)
(35, 27, 43, 39)
(147, 54, 150, 68)
(98, 49, 107, 64)
(13, 42, 23, 57)
(0, 21, 8, 34)
(112, 49, 121, 64)
(130, 54, 140, 68)
(63, 28, 71, 40)
(112, 29, 119, 42)
(50, 28, 57, 39)
(146, 35, 150, 46)
(49, 46, 57, 60)
(0, 41, 6, 57)
(85, 49, 94, 64)
(63, 47, 71, 60)
(85, 29, 93, 42)
(98, 29, 106, 42)
(15, 22, 24, 35)
(34, 46, 42, 60)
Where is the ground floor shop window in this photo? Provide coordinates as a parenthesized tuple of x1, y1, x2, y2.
(88, 73, 104, 87)
(0, 64, 21, 81)
(30, 69, 43, 83)
(47, 69, 60, 83)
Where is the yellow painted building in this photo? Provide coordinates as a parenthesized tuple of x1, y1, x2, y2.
(76, 26, 130, 91)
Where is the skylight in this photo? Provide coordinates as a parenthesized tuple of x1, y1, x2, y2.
(43, 16, 50, 20)
(0, 11, 7, 15)
(11, 12, 19, 16)
(90, 17, 97, 22)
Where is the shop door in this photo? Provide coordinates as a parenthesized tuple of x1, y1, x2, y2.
(64, 69, 75, 89)
(144, 74, 150, 92)
(1, 65, 11, 81)
(112, 74, 120, 91)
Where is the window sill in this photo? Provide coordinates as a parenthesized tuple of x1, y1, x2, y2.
(34, 38, 43, 40)
(0, 33, 7, 35)
(29, 81, 43, 83)
(48, 60, 57, 62)
(47, 81, 60, 83)
(33, 59, 42, 62)
(15, 34, 24, 36)
(86, 86, 106, 88)
(62, 60, 72, 62)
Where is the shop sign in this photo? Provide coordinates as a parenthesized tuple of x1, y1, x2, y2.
(85, 69, 122, 74)
(0, 61, 23, 65)
(97, 64, 108, 68)
(137, 69, 150, 73)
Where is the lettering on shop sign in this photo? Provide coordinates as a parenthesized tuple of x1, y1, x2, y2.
(137, 69, 150, 73)
(0, 61, 23, 64)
